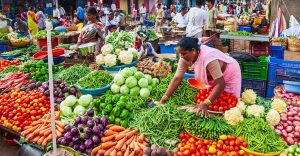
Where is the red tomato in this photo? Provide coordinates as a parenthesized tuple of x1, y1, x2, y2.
(242, 142, 248, 148)
(179, 134, 185, 139)
(213, 106, 218, 111)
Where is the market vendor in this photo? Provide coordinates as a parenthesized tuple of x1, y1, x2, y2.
(172, 6, 188, 29)
(14, 15, 28, 36)
(76, 7, 103, 53)
(159, 37, 241, 117)
(105, 12, 119, 35)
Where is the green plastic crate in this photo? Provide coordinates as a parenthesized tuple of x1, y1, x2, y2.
(239, 56, 268, 80)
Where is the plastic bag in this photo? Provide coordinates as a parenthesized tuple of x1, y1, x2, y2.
(289, 15, 299, 28)
(0, 20, 9, 34)
(280, 25, 300, 37)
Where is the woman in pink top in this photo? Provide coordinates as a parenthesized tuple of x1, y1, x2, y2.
(160, 37, 241, 117)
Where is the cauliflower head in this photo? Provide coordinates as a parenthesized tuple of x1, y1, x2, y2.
(128, 48, 139, 59)
(236, 100, 247, 114)
(119, 50, 133, 65)
(95, 54, 105, 65)
(101, 44, 113, 55)
(104, 54, 117, 67)
(224, 107, 244, 125)
(271, 98, 287, 113)
(241, 89, 257, 104)
(266, 109, 280, 126)
(115, 49, 122, 56)
(246, 105, 265, 117)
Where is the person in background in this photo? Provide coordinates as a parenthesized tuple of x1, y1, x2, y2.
(154, 3, 164, 31)
(170, 2, 176, 13)
(255, 1, 262, 12)
(77, 5, 85, 22)
(117, 10, 126, 27)
(132, 4, 137, 22)
(139, 3, 147, 22)
(27, 7, 38, 37)
(228, 4, 234, 15)
(35, 7, 45, 30)
(103, 4, 110, 17)
(77, 6, 103, 54)
(111, 0, 117, 12)
(222, 3, 228, 14)
(59, 5, 66, 17)
(186, 0, 208, 44)
(99, 10, 106, 26)
(53, 5, 61, 19)
(172, 6, 188, 29)
(14, 15, 28, 36)
(21, 9, 28, 22)
(106, 12, 119, 34)
(205, 0, 218, 36)
(235, 3, 242, 17)
(159, 37, 241, 117)
(163, 6, 171, 22)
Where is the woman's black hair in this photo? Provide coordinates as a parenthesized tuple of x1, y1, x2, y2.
(86, 6, 97, 16)
(177, 37, 200, 51)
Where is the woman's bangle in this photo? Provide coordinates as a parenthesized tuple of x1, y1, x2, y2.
(203, 99, 212, 105)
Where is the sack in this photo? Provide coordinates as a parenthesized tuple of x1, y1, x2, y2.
(288, 36, 300, 52)
(272, 37, 288, 48)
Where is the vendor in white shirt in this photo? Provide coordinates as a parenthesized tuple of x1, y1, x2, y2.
(106, 12, 119, 34)
(172, 6, 188, 29)
(111, 0, 117, 11)
(139, 3, 147, 22)
(186, 0, 208, 44)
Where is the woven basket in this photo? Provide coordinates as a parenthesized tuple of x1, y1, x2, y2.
(10, 39, 30, 48)
(288, 37, 300, 52)
(272, 37, 287, 48)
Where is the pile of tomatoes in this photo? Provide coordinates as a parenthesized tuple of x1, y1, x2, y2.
(0, 89, 50, 132)
(175, 133, 248, 156)
(194, 89, 237, 112)
(0, 59, 19, 71)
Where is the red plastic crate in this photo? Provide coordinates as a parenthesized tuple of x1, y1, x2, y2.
(37, 38, 59, 49)
(250, 41, 270, 56)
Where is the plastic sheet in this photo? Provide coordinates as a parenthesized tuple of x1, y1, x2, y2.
(16, 144, 44, 156)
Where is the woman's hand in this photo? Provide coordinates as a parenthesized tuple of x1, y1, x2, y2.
(159, 98, 167, 104)
(193, 104, 209, 118)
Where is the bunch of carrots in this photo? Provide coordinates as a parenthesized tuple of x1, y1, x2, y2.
(21, 113, 65, 147)
(92, 125, 149, 156)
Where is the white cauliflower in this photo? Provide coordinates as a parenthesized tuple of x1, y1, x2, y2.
(104, 54, 117, 67)
(119, 50, 133, 65)
(224, 107, 244, 125)
(115, 48, 122, 56)
(266, 109, 280, 126)
(95, 54, 105, 65)
(271, 98, 287, 113)
(101, 44, 113, 55)
(236, 100, 247, 114)
(246, 105, 265, 117)
(241, 89, 257, 104)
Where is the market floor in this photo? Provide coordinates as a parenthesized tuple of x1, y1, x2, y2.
(0, 132, 20, 156)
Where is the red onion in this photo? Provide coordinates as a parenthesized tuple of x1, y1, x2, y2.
(288, 133, 295, 138)
(287, 121, 293, 126)
(282, 130, 288, 137)
(294, 132, 300, 137)
(293, 121, 300, 126)
(276, 125, 284, 130)
(294, 116, 300, 121)
(295, 126, 300, 132)
(286, 137, 295, 145)
(286, 126, 294, 132)
(288, 117, 295, 121)
(288, 112, 293, 117)
(283, 123, 288, 128)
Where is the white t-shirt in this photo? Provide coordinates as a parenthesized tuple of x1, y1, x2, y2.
(53, 8, 60, 18)
(139, 6, 147, 14)
(104, 7, 110, 15)
(59, 7, 66, 16)
(173, 13, 188, 28)
(111, 4, 116, 11)
(186, 7, 208, 37)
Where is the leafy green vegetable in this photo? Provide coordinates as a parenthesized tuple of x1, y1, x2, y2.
(1, 65, 19, 74)
(54, 64, 91, 85)
(35, 30, 59, 39)
(105, 31, 133, 50)
(228, 31, 254, 36)
(77, 70, 113, 89)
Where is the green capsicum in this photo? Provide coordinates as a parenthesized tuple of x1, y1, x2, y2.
(120, 109, 129, 119)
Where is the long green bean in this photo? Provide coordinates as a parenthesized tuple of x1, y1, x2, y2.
(78, 70, 113, 89)
(54, 64, 91, 85)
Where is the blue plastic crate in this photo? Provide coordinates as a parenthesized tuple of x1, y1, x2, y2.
(238, 26, 252, 32)
(184, 73, 195, 80)
(160, 44, 176, 54)
(242, 78, 267, 97)
(268, 57, 300, 83)
(283, 81, 300, 94)
(270, 46, 284, 59)
(0, 45, 7, 53)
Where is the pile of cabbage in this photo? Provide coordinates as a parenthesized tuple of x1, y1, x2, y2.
(110, 67, 159, 98)
(60, 94, 94, 117)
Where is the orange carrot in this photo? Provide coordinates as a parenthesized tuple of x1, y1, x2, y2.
(106, 124, 114, 129)
(55, 125, 64, 133)
(145, 137, 149, 143)
(117, 151, 123, 156)
(101, 135, 116, 142)
(32, 136, 41, 143)
(119, 128, 131, 135)
(100, 141, 117, 149)
(142, 141, 148, 146)
(109, 125, 125, 132)
(129, 151, 135, 156)
(110, 149, 117, 156)
(39, 127, 51, 135)
(126, 129, 139, 139)
(138, 134, 145, 143)
(104, 130, 118, 136)
(92, 146, 101, 156)
(126, 135, 135, 145)
(129, 140, 135, 150)
(21, 125, 40, 136)
(115, 133, 126, 141)
(136, 142, 146, 150)
(133, 141, 141, 154)
(56, 130, 62, 138)
(55, 120, 65, 128)
(104, 146, 115, 156)
(37, 136, 45, 145)
(42, 135, 52, 146)
(97, 149, 106, 156)
(115, 136, 127, 151)
(124, 147, 130, 156)
(121, 142, 127, 153)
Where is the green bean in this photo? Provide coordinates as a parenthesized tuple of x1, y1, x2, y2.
(78, 70, 113, 89)
(54, 64, 91, 85)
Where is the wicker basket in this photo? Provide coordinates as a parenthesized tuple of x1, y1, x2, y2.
(288, 37, 300, 52)
(240, 147, 282, 156)
(272, 37, 287, 48)
(10, 39, 30, 47)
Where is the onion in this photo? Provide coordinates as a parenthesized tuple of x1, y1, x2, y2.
(276, 125, 284, 130)
(282, 130, 288, 137)
(288, 117, 294, 121)
(287, 112, 293, 117)
(287, 121, 293, 126)
(286, 137, 295, 145)
(275, 129, 282, 135)
(288, 133, 295, 138)
(283, 123, 288, 128)
(295, 126, 300, 132)
(281, 116, 287, 121)
(295, 116, 300, 121)
(294, 121, 300, 126)
(294, 132, 300, 137)
(286, 126, 294, 132)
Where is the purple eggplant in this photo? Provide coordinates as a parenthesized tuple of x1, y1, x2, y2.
(58, 92, 63, 98)
(79, 145, 85, 153)
(57, 79, 62, 84)
(64, 125, 71, 132)
(68, 142, 74, 147)
(92, 135, 100, 144)
(87, 109, 94, 117)
(78, 124, 85, 132)
(74, 116, 81, 124)
(45, 90, 50, 96)
(71, 127, 79, 136)
(92, 126, 101, 135)
(56, 98, 62, 104)
(84, 139, 93, 149)
(83, 133, 90, 140)
(85, 127, 93, 135)
(100, 116, 109, 126)
(63, 87, 69, 93)
(64, 132, 72, 143)
(82, 116, 89, 124)
(72, 136, 80, 144)
(94, 117, 100, 124)
(87, 119, 95, 128)
(74, 144, 80, 150)
(99, 131, 104, 138)
(85, 148, 93, 155)
(57, 137, 63, 144)
(70, 87, 77, 95)
(59, 83, 65, 88)
(60, 138, 67, 145)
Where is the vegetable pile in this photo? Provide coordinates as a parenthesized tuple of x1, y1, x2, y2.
(54, 64, 91, 85)
(21, 113, 65, 147)
(92, 125, 149, 156)
(175, 133, 248, 156)
(234, 118, 286, 153)
(184, 113, 234, 140)
(38, 80, 77, 104)
(77, 70, 113, 89)
(111, 67, 159, 98)
(0, 72, 30, 93)
(105, 31, 133, 50)
(194, 89, 237, 112)
(0, 59, 19, 71)
(129, 105, 184, 149)
(143, 145, 173, 156)
(283, 144, 300, 155)
(136, 59, 172, 78)
(0, 89, 50, 132)
(275, 86, 300, 106)
(20, 80, 42, 91)
(1, 65, 20, 74)
(60, 95, 93, 117)
(97, 94, 148, 127)
(275, 104, 300, 145)
(58, 111, 109, 155)
(228, 31, 253, 36)
(35, 30, 59, 39)
(152, 74, 197, 106)
(23, 61, 62, 82)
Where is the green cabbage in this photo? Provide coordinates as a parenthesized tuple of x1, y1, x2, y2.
(78, 94, 93, 107)
(148, 85, 153, 92)
(61, 106, 73, 116)
(125, 76, 138, 88)
(140, 88, 150, 98)
(120, 85, 130, 95)
(121, 68, 134, 78)
(144, 74, 152, 85)
(130, 67, 137, 73)
(138, 78, 148, 88)
(134, 71, 144, 80)
(130, 86, 140, 96)
(74, 105, 86, 115)
(64, 95, 77, 107)
(113, 73, 125, 86)
(111, 83, 121, 94)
